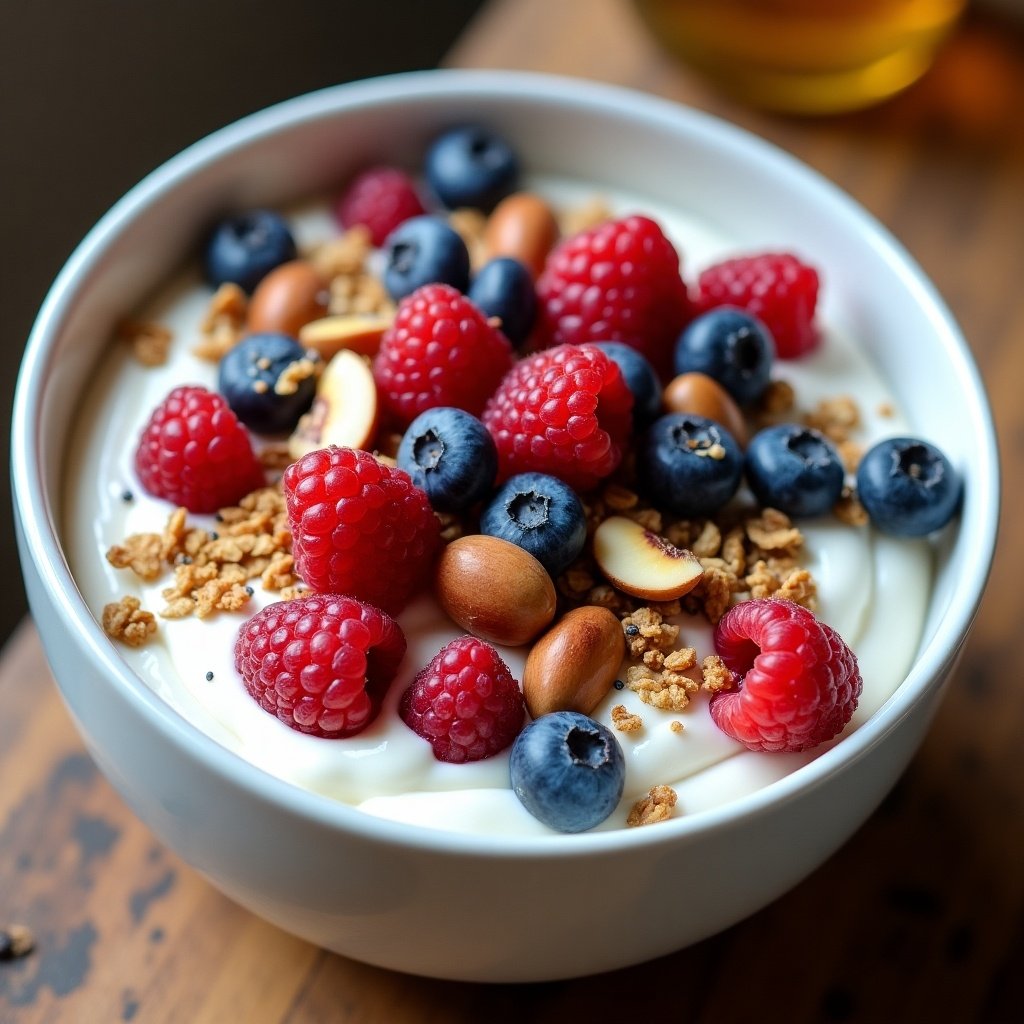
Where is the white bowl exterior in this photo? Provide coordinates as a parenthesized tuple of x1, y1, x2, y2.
(13, 71, 998, 982)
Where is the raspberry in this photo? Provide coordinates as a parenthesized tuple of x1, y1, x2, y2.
(536, 214, 692, 377)
(235, 594, 406, 738)
(134, 385, 264, 513)
(283, 446, 440, 615)
(482, 343, 633, 491)
(334, 166, 425, 247)
(373, 283, 514, 428)
(693, 253, 820, 359)
(709, 599, 862, 753)
(399, 636, 525, 763)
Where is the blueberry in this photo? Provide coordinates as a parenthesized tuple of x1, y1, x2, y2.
(480, 473, 586, 576)
(204, 210, 297, 294)
(594, 342, 662, 427)
(639, 414, 743, 517)
(397, 407, 497, 513)
(382, 215, 470, 302)
(468, 258, 536, 349)
(424, 125, 520, 212)
(674, 307, 774, 406)
(745, 424, 845, 517)
(217, 333, 317, 434)
(510, 712, 626, 833)
(856, 437, 961, 536)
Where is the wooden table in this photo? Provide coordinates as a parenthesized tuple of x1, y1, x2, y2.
(3, 2, 1022, 1020)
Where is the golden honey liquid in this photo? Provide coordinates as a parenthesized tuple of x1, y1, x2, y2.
(631, 0, 967, 112)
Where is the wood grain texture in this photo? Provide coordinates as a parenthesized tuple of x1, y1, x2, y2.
(3, 1, 1023, 1020)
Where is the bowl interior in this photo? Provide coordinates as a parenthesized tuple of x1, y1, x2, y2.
(16, 70, 998, 850)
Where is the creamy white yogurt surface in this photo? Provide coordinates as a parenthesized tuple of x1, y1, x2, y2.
(64, 178, 931, 836)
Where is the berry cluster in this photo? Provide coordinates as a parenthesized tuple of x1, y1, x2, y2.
(123, 120, 962, 835)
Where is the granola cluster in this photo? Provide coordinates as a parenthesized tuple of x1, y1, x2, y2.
(627, 784, 678, 827)
(557, 480, 818, 628)
(308, 226, 394, 318)
(103, 485, 303, 642)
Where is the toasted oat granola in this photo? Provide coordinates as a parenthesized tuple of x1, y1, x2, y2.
(627, 785, 678, 827)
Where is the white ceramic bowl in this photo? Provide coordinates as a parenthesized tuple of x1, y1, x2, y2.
(12, 70, 998, 982)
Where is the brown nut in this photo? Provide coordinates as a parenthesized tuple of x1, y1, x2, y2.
(523, 606, 625, 718)
(663, 372, 749, 447)
(247, 260, 329, 337)
(435, 535, 556, 647)
(298, 313, 392, 360)
(593, 516, 703, 602)
(483, 192, 560, 278)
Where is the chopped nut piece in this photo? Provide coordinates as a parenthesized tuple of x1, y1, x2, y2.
(627, 785, 677, 827)
(690, 520, 722, 559)
(194, 283, 247, 362)
(611, 704, 643, 732)
(603, 484, 639, 511)
(102, 596, 157, 647)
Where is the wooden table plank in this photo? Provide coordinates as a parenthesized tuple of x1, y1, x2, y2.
(3, 1, 1022, 1020)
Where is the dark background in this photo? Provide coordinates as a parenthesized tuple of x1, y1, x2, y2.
(0, 0, 485, 646)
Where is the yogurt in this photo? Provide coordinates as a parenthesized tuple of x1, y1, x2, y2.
(63, 177, 932, 836)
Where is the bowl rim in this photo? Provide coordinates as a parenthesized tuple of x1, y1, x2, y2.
(12, 68, 1000, 858)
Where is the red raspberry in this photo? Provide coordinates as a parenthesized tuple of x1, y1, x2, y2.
(536, 214, 692, 377)
(134, 385, 264, 513)
(399, 636, 525, 763)
(373, 283, 514, 428)
(693, 253, 820, 359)
(482, 343, 633, 491)
(283, 446, 440, 615)
(709, 599, 862, 753)
(334, 166, 425, 248)
(235, 593, 406, 738)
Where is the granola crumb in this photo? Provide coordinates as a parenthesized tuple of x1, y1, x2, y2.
(625, 663, 698, 712)
(118, 319, 172, 366)
(620, 607, 680, 656)
(701, 655, 734, 694)
(611, 704, 643, 732)
(447, 208, 489, 269)
(106, 533, 163, 581)
(834, 489, 870, 527)
(670, 720, 684, 734)
(804, 394, 861, 444)
(193, 283, 247, 362)
(274, 356, 319, 396)
(258, 442, 294, 472)
(877, 401, 896, 418)
(102, 596, 157, 647)
(559, 196, 612, 236)
(756, 378, 796, 417)
(627, 785, 677, 827)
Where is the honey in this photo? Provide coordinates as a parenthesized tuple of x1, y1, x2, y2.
(631, 0, 966, 113)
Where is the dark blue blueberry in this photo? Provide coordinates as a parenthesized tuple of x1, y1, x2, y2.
(382, 215, 470, 302)
(510, 712, 626, 833)
(674, 307, 774, 406)
(479, 473, 586, 576)
(745, 424, 845, 517)
(397, 407, 497, 513)
(203, 210, 296, 294)
(217, 333, 317, 434)
(594, 342, 662, 427)
(424, 125, 520, 212)
(468, 258, 536, 349)
(639, 414, 743, 517)
(856, 437, 961, 536)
